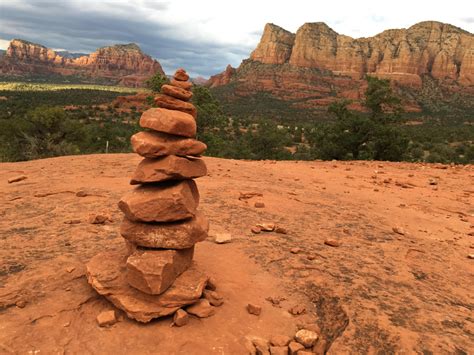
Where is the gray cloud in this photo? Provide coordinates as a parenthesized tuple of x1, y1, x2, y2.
(0, 0, 254, 77)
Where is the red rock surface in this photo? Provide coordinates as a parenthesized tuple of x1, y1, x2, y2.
(0, 154, 473, 353)
(208, 21, 474, 110)
(0, 40, 164, 87)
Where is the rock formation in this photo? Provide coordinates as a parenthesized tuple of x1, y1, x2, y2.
(0, 39, 164, 87)
(86, 69, 217, 323)
(208, 21, 474, 110)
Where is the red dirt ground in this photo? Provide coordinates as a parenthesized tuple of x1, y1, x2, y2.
(1, 154, 473, 354)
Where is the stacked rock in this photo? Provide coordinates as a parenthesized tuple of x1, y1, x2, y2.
(86, 69, 214, 323)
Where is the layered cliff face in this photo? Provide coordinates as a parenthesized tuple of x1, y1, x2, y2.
(209, 21, 473, 111)
(0, 39, 164, 86)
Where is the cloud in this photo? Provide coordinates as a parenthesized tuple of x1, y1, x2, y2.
(0, 0, 472, 77)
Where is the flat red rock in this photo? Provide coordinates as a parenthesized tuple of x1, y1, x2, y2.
(161, 84, 193, 101)
(118, 180, 199, 222)
(170, 78, 192, 90)
(86, 250, 209, 323)
(140, 108, 196, 138)
(120, 212, 209, 249)
(174, 68, 190, 81)
(130, 156, 207, 184)
(154, 94, 197, 118)
(131, 131, 206, 158)
(126, 247, 194, 295)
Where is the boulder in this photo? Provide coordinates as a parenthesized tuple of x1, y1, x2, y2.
(86, 250, 209, 323)
(154, 94, 197, 118)
(120, 212, 209, 249)
(118, 180, 199, 222)
(126, 247, 194, 295)
(131, 131, 207, 158)
(140, 108, 196, 138)
(161, 84, 193, 101)
(130, 156, 207, 184)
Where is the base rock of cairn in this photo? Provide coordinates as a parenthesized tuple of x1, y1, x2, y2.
(86, 68, 216, 323)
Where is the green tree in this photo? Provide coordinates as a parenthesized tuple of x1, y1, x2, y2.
(146, 72, 169, 92)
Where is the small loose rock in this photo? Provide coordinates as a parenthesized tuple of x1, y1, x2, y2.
(288, 341, 304, 355)
(290, 247, 301, 254)
(392, 226, 406, 235)
(288, 304, 306, 315)
(251, 226, 262, 234)
(270, 335, 292, 347)
(254, 202, 265, 208)
(295, 329, 319, 348)
(324, 239, 341, 247)
(172, 309, 189, 327)
(275, 226, 288, 234)
(96, 310, 117, 327)
(247, 303, 262, 316)
(8, 175, 27, 184)
(214, 233, 232, 244)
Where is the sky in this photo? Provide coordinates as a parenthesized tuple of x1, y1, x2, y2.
(0, 0, 473, 77)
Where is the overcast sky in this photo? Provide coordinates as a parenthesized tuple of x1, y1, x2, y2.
(0, 0, 473, 77)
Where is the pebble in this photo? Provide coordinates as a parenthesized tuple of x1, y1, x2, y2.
(88, 214, 110, 224)
(186, 299, 215, 318)
(203, 289, 224, 307)
(294, 329, 319, 347)
(254, 202, 265, 208)
(290, 247, 301, 254)
(275, 227, 288, 234)
(392, 226, 406, 235)
(8, 175, 27, 184)
(172, 309, 189, 327)
(256, 223, 275, 232)
(468, 254, 474, 259)
(324, 239, 341, 247)
(269, 335, 292, 347)
(66, 266, 75, 273)
(288, 304, 306, 315)
(247, 303, 262, 316)
(214, 233, 232, 244)
(15, 300, 26, 308)
(288, 341, 304, 355)
(96, 310, 117, 327)
(251, 226, 262, 234)
(205, 277, 218, 291)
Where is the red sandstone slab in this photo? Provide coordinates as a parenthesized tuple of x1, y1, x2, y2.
(140, 108, 196, 138)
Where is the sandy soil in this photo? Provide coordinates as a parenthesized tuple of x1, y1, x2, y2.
(0, 154, 473, 354)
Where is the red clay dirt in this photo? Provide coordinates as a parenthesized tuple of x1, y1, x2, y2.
(0, 154, 473, 354)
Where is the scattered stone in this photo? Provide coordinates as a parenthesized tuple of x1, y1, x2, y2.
(290, 248, 301, 254)
(257, 223, 275, 232)
(88, 213, 110, 224)
(468, 254, 474, 259)
(118, 180, 199, 222)
(392, 226, 406, 235)
(247, 303, 262, 315)
(131, 131, 207, 158)
(130, 156, 207, 184)
(306, 255, 316, 261)
(66, 266, 76, 273)
(75, 190, 90, 197)
(203, 289, 224, 306)
(161, 84, 193, 101)
(8, 175, 27, 184)
(126, 247, 194, 295)
(252, 337, 270, 355)
(86, 250, 209, 323)
(251, 226, 262, 234)
(172, 309, 189, 327)
(214, 233, 232, 244)
(428, 178, 438, 185)
(239, 192, 264, 200)
(15, 300, 26, 308)
(288, 341, 304, 355)
(295, 329, 319, 348)
(174, 68, 190, 81)
(288, 304, 306, 315)
(205, 277, 218, 291)
(324, 239, 340, 247)
(96, 310, 117, 327)
(120, 212, 209, 249)
(270, 335, 292, 347)
(269, 346, 288, 355)
(140, 107, 196, 137)
(275, 227, 288, 234)
(64, 219, 81, 224)
(154, 94, 197, 118)
(186, 299, 215, 318)
(254, 202, 265, 208)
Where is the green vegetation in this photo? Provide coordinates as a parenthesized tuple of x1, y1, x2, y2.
(0, 77, 472, 164)
(146, 72, 169, 92)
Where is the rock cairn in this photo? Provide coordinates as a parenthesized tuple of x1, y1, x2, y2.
(86, 68, 216, 323)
